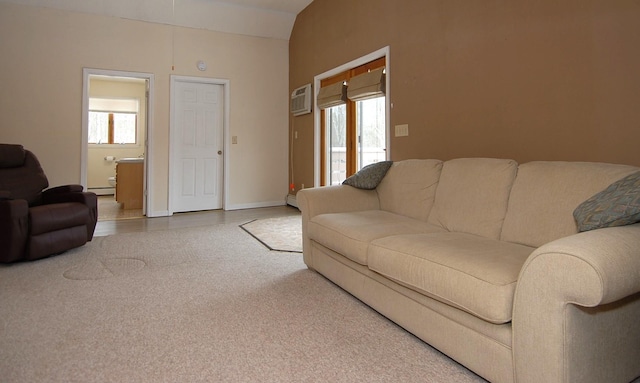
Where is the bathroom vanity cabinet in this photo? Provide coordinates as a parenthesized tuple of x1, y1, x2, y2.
(115, 161, 143, 209)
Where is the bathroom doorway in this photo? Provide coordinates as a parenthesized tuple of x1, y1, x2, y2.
(81, 69, 154, 221)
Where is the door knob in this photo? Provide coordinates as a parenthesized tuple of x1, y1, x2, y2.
(218, 150, 222, 155)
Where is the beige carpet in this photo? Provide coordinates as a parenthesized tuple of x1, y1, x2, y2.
(0, 223, 484, 383)
(240, 215, 302, 253)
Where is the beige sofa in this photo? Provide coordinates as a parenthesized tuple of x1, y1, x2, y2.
(298, 158, 640, 383)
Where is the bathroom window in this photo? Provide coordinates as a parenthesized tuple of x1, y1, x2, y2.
(88, 98, 139, 144)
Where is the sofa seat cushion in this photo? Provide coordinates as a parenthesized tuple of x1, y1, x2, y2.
(368, 232, 534, 323)
(308, 210, 445, 265)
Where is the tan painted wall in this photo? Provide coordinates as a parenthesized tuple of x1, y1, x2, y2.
(0, 2, 289, 214)
(289, 0, 640, 192)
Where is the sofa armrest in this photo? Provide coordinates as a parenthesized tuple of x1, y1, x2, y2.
(297, 185, 380, 268)
(513, 224, 640, 383)
(297, 185, 380, 219)
(0, 199, 29, 263)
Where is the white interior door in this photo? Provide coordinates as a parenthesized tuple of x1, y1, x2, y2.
(171, 78, 224, 213)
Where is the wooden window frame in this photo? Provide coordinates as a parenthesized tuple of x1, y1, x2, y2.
(88, 111, 138, 145)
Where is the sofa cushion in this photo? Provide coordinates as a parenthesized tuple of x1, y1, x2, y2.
(501, 161, 640, 247)
(342, 161, 393, 190)
(573, 171, 640, 232)
(376, 159, 443, 222)
(308, 210, 445, 265)
(427, 158, 518, 239)
(368, 232, 534, 323)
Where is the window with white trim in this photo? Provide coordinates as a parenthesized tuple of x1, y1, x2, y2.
(88, 98, 139, 144)
(318, 57, 386, 185)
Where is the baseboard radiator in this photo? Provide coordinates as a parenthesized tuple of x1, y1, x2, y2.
(88, 187, 115, 196)
(286, 194, 299, 209)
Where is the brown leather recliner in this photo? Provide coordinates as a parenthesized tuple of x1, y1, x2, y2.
(0, 144, 98, 263)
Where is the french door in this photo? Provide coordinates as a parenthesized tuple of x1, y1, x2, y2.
(320, 57, 386, 186)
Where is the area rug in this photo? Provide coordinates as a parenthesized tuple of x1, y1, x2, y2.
(240, 215, 302, 253)
(0, 223, 485, 383)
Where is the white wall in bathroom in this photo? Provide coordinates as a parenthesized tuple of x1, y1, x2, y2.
(87, 77, 146, 191)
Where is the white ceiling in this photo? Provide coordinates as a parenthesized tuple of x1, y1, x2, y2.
(216, 0, 313, 14)
(0, 0, 314, 40)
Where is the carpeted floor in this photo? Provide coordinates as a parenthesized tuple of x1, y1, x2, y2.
(0, 222, 485, 383)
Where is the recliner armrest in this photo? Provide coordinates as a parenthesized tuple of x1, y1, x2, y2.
(42, 186, 91, 205)
(41, 190, 98, 241)
(43, 190, 96, 207)
(0, 199, 29, 263)
(43, 184, 84, 195)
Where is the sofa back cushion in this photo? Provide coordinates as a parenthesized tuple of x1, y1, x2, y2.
(500, 161, 640, 247)
(377, 159, 443, 221)
(427, 158, 518, 239)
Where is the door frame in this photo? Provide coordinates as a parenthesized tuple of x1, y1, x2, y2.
(313, 46, 391, 187)
(169, 75, 230, 215)
(81, 68, 155, 216)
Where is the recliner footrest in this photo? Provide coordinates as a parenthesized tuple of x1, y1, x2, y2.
(28, 225, 88, 261)
(29, 203, 90, 236)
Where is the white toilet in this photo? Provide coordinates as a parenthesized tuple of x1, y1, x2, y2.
(108, 176, 116, 187)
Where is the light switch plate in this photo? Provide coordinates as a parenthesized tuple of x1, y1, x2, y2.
(395, 124, 409, 137)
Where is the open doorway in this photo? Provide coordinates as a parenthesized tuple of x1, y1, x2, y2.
(81, 69, 154, 221)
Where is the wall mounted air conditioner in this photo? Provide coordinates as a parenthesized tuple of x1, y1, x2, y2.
(291, 84, 311, 116)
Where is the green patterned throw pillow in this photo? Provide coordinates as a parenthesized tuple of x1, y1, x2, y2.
(342, 161, 393, 190)
(573, 171, 640, 232)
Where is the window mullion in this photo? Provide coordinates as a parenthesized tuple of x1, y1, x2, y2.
(346, 100, 357, 177)
(108, 113, 115, 144)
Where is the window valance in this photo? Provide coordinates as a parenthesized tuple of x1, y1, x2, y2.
(317, 81, 347, 110)
(347, 68, 385, 101)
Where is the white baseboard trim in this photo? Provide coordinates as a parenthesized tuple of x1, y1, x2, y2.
(147, 210, 170, 218)
(225, 200, 286, 211)
(149, 200, 292, 217)
(286, 194, 298, 209)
